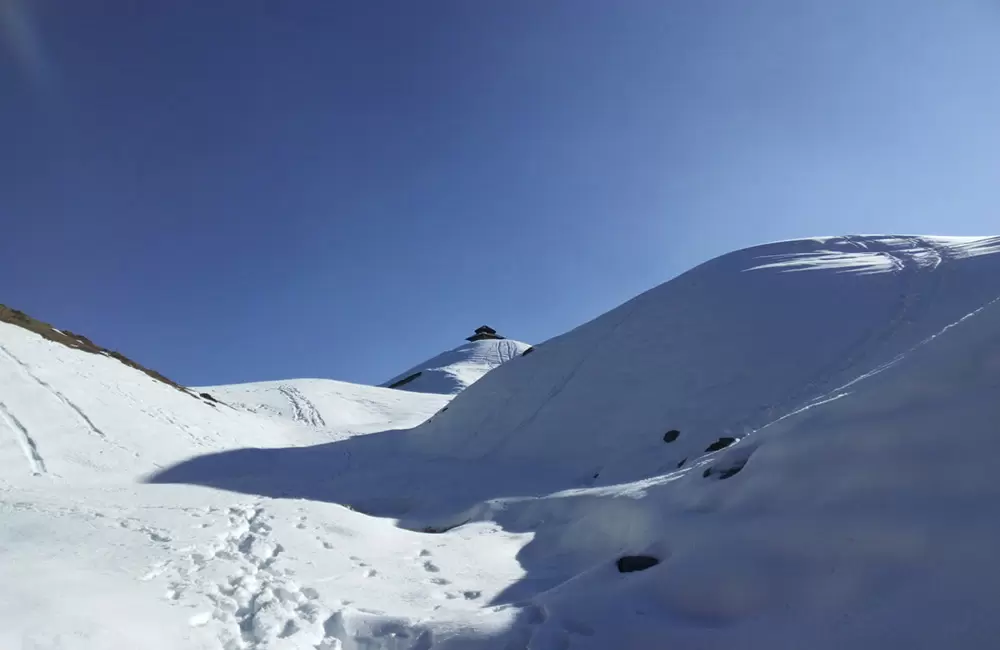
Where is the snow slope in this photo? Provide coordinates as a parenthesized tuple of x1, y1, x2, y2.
(381, 337, 531, 395)
(199, 378, 448, 434)
(5, 234, 1000, 650)
(0, 320, 462, 649)
(0, 323, 444, 481)
(154, 234, 1000, 649)
(410, 236, 1000, 482)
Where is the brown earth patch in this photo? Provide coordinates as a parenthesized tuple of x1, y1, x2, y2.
(0, 304, 190, 395)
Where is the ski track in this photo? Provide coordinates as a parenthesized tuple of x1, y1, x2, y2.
(0, 343, 110, 442)
(277, 386, 326, 428)
(0, 400, 47, 475)
(0, 343, 145, 458)
(735, 236, 949, 435)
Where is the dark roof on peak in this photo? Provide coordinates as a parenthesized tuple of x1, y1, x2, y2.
(467, 325, 504, 342)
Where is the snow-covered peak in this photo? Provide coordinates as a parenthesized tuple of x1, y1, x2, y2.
(381, 335, 531, 395)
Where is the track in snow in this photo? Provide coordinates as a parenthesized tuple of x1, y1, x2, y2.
(147, 502, 441, 650)
(0, 400, 47, 475)
(0, 343, 111, 442)
(733, 236, 953, 435)
(277, 385, 326, 427)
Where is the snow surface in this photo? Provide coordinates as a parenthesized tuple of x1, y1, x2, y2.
(381, 338, 531, 395)
(4, 234, 1000, 649)
(198, 378, 448, 434)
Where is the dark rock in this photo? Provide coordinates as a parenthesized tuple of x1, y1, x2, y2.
(421, 519, 470, 534)
(387, 371, 422, 389)
(199, 392, 218, 403)
(616, 555, 660, 573)
(676, 458, 686, 468)
(663, 429, 680, 443)
(717, 461, 747, 480)
(704, 437, 737, 453)
(704, 460, 746, 479)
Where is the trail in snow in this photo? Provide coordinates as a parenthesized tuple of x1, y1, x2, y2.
(147, 501, 447, 650)
(0, 343, 111, 442)
(277, 385, 326, 427)
(498, 339, 520, 366)
(182, 503, 322, 648)
(0, 400, 46, 475)
(381, 337, 531, 395)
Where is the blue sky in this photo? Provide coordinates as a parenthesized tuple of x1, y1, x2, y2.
(2, 1, 1000, 386)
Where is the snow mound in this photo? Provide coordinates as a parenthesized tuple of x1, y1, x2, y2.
(382, 337, 531, 395)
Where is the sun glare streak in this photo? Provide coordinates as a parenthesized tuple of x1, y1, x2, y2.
(1, 0, 50, 88)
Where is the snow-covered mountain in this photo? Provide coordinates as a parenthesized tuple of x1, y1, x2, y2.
(381, 332, 530, 395)
(4, 234, 1000, 650)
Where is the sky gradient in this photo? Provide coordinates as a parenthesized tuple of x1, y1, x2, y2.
(3, 1, 1000, 386)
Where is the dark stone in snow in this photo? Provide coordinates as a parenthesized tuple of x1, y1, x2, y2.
(704, 437, 737, 453)
(421, 519, 470, 534)
(703, 459, 746, 480)
(663, 429, 680, 443)
(387, 371, 422, 389)
(676, 458, 686, 468)
(717, 461, 747, 480)
(616, 556, 660, 573)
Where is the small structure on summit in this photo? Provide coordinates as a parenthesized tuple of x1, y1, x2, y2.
(466, 325, 505, 342)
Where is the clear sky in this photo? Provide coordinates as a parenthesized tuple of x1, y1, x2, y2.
(2, 1, 1000, 387)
